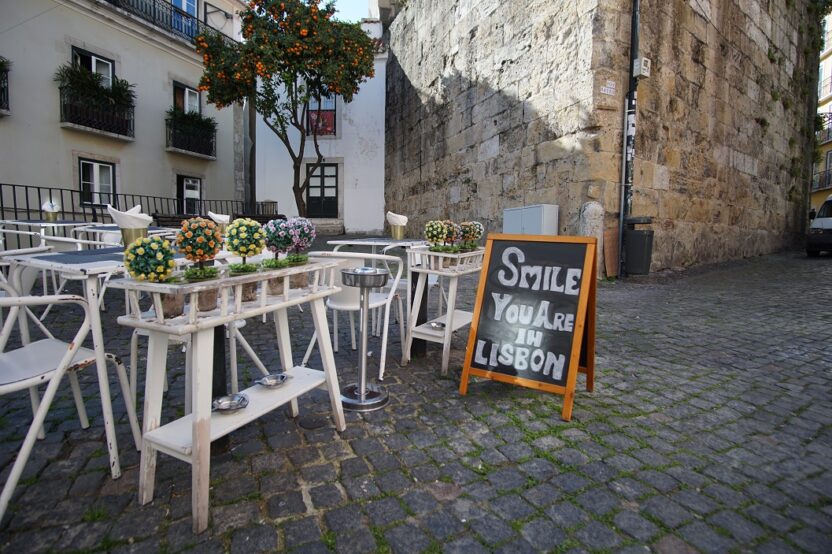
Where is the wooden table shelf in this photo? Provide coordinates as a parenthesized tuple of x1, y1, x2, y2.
(145, 366, 326, 461)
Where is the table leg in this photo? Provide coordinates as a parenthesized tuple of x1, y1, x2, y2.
(409, 266, 427, 358)
(191, 328, 215, 534)
(274, 308, 298, 417)
(403, 272, 428, 364)
(309, 298, 346, 432)
(84, 276, 122, 479)
(139, 331, 168, 505)
(441, 276, 459, 375)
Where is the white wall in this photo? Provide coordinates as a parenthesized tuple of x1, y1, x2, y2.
(256, 32, 387, 233)
(0, 0, 242, 205)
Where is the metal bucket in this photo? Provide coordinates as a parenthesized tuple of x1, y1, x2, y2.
(121, 227, 148, 247)
(390, 224, 405, 240)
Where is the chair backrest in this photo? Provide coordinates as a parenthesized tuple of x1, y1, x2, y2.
(308, 250, 403, 310)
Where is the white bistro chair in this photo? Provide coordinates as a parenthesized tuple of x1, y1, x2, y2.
(0, 289, 140, 522)
(301, 251, 403, 381)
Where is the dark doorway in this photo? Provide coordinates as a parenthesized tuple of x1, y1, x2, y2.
(306, 163, 338, 218)
(177, 175, 202, 214)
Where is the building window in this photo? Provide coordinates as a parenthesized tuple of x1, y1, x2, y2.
(79, 158, 115, 205)
(172, 0, 199, 38)
(174, 81, 200, 113)
(177, 175, 202, 214)
(305, 163, 338, 218)
(307, 95, 336, 136)
(72, 47, 114, 88)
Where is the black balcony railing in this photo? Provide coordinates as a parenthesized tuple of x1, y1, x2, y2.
(0, 69, 8, 112)
(103, 0, 235, 45)
(812, 170, 832, 193)
(59, 87, 135, 137)
(166, 118, 216, 158)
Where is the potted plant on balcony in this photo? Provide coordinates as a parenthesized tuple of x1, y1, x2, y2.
(227, 217, 266, 301)
(166, 106, 217, 156)
(177, 217, 223, 311)
(124, 236, 183, 317)
(54, 63, 135, 136)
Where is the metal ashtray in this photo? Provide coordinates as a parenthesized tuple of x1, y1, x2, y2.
(255, 373, 291, 389)
(212, 393, 249, 413)
(341, 266, 389, 288)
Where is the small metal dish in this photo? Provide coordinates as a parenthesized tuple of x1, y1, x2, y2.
(212, 393, 249, 413)
(429, 321, 446, 329)
(255, 373, 291, 389)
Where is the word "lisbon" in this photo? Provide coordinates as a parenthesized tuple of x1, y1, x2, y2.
(474, 340, 566, 380)
(497, 246, 582, 294)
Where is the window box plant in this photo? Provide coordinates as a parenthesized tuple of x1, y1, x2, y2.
(54, 63, 136, 137)
(166, 106, 217, 157)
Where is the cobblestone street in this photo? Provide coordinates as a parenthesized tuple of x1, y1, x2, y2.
(0, 249, 830, 553)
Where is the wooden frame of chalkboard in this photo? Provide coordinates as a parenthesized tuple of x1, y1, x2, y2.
(459, 234, 596, 421)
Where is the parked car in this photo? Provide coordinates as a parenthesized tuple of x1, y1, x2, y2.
(807, 194, 832, 256)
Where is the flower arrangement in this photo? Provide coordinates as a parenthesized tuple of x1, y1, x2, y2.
(227, 217, 266, 272)
(285, 217, 316, 264)
(124, 236, 176, 282)
(177, 217, 223, 280)
(424, 220, 447, 246)
(262, 218, 292, 269)
(459, 221, 484, 251)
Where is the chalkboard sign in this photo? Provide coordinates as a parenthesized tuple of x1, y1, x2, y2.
(460, 234, 596, 421)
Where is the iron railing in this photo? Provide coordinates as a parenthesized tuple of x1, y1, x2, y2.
(0, 183, 251, 248)
(59, 87, 135, 137)
(103, 0, 236, 45)
(812, 170, 832, 193)
(818, 114, 832, 145)
(0, 69, 8, 112)
(166, 118, 217, 158)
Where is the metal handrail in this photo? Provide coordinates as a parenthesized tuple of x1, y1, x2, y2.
(102, 0, 236, 45)
(59, 87, 135, 138)
(166, 118, 217, 158)
(0, 69, 8, 112)
(811, 169, 832, 192)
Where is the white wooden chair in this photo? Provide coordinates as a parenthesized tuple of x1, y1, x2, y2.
(0, 289, 139, 522)
(301, 251, 404, 381)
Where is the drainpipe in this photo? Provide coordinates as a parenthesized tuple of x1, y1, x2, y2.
(618, 0, 640, 277)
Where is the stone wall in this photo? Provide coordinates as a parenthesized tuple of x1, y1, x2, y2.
(385, 0, 819, 271)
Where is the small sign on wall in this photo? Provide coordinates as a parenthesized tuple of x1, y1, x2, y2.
(459, 234, 596, 421)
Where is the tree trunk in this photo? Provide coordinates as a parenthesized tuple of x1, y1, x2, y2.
(292, 162, 307, 217)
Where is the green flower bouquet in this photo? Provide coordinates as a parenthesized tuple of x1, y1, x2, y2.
(124, 236, 175, 282)
(177, 217, 223, 281)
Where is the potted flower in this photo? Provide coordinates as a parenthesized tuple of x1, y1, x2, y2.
(442, 220, 461, 254)
(425, 220, 447, 252)
(177, 217, 223, 311)
(124, 236, 182, 317)
(262, 218, 292, 294)
(459, 221, 484, 252)
(286, 217, 316, 265)
(226, 217, 266, 301)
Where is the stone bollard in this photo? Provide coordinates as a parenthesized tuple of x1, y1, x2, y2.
(579, 201, 605, 279)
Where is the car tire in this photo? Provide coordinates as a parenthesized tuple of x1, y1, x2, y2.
(807, 249, 820, 257)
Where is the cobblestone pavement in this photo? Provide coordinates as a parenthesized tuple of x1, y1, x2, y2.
(0, 247, 830, 553)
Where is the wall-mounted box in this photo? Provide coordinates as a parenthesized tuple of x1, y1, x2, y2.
(502, 204, 559, 235)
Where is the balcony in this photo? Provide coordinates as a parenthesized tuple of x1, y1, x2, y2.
(819, 114, 832, 145)
(819, 77, 832, 100)
(166, 118, 216, 159)
(0, 69, 8, 116)
(59, 87, 135, 140)
(103, 0, 235, 46)
(812, 169, 832, 193)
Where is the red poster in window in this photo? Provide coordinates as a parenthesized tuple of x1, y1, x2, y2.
(308, 111, 336, 135)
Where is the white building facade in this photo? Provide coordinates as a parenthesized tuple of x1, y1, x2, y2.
(256, 15, 387, 234)
(0, 0, 245, 214)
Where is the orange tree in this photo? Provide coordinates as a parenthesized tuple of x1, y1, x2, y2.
(195, 0, 375, 216)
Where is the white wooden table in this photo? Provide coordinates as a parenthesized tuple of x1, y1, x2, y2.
(4, 247, 141, 479)
(403, 247, 484, 374)
(109, 260, 345, 533)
